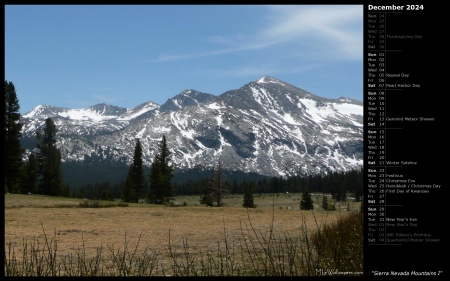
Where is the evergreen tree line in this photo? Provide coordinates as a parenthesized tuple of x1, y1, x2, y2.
(176, 169, 363, 201)
(121, 136, 175, 204)
(75, 166, 362, 204)
(18, 117, 68, 196)
(4, 80, 68, 196)
(62, 160, 131, 189)
(71, 181, 123, 200)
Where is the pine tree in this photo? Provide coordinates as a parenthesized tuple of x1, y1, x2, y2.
(300, 189, 314, 210)
(242, 182, 256, 208)
(122, 165, 135, 202)
(21, 153, 39, 194)
(200, 186, 214, 207)
(321, 195, 329, 211)
(36, 117, 65, 196)
(4, 80, 24, 193)
(123, 139, 145, 203)
(148, 135, 173, 204)
(133, 139, 145, 201)
(210, 158, 228, 207)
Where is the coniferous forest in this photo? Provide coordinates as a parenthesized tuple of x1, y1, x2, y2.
(69, 166, 362, 203)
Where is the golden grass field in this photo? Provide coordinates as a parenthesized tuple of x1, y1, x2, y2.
(4, 193, 361, 262)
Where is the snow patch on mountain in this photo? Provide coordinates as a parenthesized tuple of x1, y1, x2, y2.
(58, 108, 116, 121)
(119, 102, 160, 120)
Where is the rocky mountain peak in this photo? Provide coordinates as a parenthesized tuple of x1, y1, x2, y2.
(256, 75, 286, 85)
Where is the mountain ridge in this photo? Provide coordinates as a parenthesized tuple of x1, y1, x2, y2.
(20, 76, 363, 179)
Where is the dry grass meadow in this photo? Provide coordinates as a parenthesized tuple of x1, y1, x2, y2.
(4, 193, 362, 276)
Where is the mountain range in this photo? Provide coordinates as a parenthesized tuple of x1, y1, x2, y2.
(20, 76, 363, 183)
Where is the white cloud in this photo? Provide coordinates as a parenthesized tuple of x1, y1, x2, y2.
(260, 5, 363, 59)
(151, 5, 362, 63)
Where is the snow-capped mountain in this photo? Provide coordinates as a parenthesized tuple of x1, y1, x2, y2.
(159, 89, 216, 113)
(20, 76, 363, 177)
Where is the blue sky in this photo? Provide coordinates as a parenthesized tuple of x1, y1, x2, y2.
(5, 5, 363, 115)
